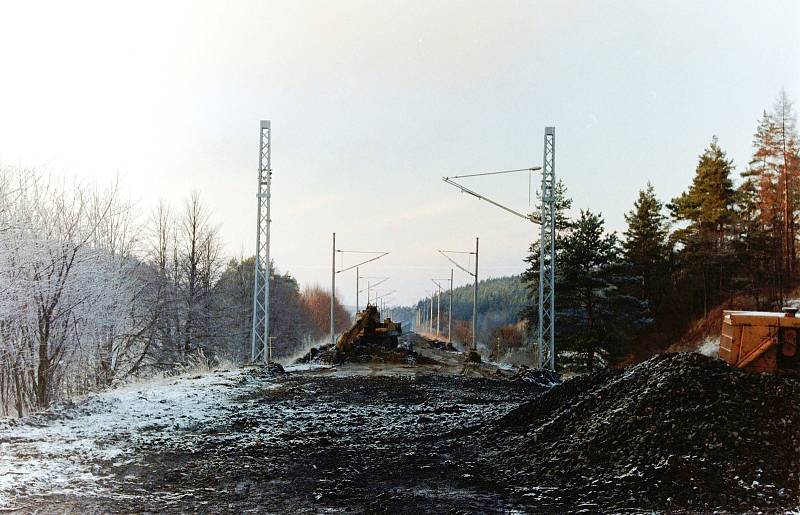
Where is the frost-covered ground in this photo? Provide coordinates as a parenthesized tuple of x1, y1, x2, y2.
(0, 368, 253, 510)
(0, 331, 550, 513)
(3, 344, 796, 513)
(0, 354, 552, 514)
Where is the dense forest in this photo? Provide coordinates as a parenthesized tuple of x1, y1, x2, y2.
(521, 91, 800, 371)
(408, 276, 527, 348)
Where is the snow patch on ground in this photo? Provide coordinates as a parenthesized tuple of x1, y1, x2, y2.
(0, 368, 246, 509)
(698, 336, 720, 357)
(283, 363, 334, 373)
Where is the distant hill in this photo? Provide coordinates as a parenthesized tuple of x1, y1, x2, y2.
(397, 275, 528, 341)
(448, 275, 527, 326)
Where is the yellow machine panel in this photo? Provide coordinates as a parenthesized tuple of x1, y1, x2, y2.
(720, 309, 800, 372)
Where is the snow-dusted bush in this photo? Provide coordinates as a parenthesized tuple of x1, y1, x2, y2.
(0, 167, 315, 417)
(0, 170, 145, 415)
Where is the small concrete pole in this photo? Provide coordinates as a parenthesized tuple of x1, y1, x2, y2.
(449, 268, 453, 343)
(429, 294, 434, 334)
(473, 237, 479, 351)
(436, 284, 441, 337)
(331, 232, 336, 346)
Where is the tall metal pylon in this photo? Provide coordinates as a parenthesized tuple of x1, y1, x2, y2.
(537, 127, 556, 370)
(440, 126, 557, 370)
(251, 120, 272, 363)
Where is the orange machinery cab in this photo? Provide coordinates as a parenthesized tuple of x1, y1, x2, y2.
(720, 308, 800, 372)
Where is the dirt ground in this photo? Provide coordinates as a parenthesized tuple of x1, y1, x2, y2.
(7, 338, 559, 514)
(6, 337, 797, 514)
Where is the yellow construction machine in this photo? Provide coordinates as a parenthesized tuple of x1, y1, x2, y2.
(336, 305, 402, 355)
(720, 308, 800, 372)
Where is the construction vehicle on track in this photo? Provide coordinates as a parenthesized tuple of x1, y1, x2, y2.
(720, 308, 800, 372)
(336, 305, 402, 355)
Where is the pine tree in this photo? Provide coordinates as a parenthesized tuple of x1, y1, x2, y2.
(529, 179, 572, 229)
(743, 91, 800, 294)
(622, 183, 670, 307)
(521, 179, 572, 334)
(669, 137, 736, 316)
(556, 210, 649, 371)
(774, 90, 800, 276)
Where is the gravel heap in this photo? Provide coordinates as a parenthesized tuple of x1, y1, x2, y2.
(508, 365, 561, 389)
(294, 343, 337, 364)
(474, 353, 800, 512)
(294, 341, 431, 366)
(425, 338, 458, 352)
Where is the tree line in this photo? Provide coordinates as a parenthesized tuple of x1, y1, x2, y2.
(410, 275, 527, 345)
(0, 171, 346, 416)
(522, 91, 800, 371)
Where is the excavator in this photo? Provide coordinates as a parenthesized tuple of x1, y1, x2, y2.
(720, 307, 800, 372)
(336, 305, 402, 355)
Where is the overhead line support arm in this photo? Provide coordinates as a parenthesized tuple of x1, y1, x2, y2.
(437, 249, 475, 277)
(336, 252, 390, 274)
(442, 177, 534, 223)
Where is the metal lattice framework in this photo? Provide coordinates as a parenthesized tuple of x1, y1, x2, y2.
(251, 120, 272, 363)
(538, 127, 556, 370)
(440, 126, 557, 370)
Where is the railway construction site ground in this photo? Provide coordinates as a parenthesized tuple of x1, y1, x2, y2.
(1, 334, 799, 513)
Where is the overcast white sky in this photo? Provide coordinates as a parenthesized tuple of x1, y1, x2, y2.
(1, 0, 799, 306)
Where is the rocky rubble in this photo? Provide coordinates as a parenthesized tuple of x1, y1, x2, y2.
(295, 338, 436, 366)
(293, 343, 337, 364)
(9, 350, 800, 513)
(424, 338, 458, 352)
(508, 365, 561, 388)
(471, 352, 800, 512)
